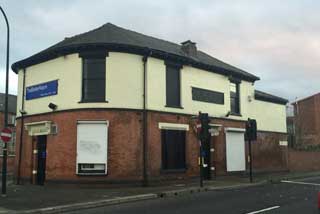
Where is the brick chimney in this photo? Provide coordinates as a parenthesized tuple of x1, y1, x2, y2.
(181, 40, 197, 57)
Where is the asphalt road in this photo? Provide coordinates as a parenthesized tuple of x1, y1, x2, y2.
(67, 177, 320, 214)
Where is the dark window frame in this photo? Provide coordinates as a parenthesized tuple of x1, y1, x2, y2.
(192, 87, 224, 105)
(161, 129, 186, 171)
(79, 51, 108, 103)
(165, 61, 183, 108)
(230, 80, 241, 115)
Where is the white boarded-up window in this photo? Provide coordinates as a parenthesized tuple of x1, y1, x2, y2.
(225, 128, 246, 172)
(76, 121, 108, 175)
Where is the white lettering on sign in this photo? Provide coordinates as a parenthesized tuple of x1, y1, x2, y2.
(27, 85, 48, 93)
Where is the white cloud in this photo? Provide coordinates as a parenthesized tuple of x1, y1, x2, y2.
(0, 0, 319, 101)
(0, 69, 18, 95)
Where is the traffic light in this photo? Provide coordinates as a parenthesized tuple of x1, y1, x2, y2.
(245, 118, 257, 141)
(199, 112, 210, 141)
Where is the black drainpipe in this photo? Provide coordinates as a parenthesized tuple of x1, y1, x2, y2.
(142, 50, 151, 186)
(16, 68, 26, 184)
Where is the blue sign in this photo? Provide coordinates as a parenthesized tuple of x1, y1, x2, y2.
(26, 80, 58, 100)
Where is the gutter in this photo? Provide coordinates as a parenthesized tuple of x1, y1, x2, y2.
(142, 50, 151, 186)
(17, 68, 26, 184)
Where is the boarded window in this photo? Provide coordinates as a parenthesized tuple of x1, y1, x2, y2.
(192, 87, 224, 104)
(161, 129, 186, 170)
(166, 65, 181, 108)
(76, 121, 108, 175)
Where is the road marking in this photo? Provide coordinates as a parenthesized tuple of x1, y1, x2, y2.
(246, 206, 280, 214)
(281, 180, 320, 186)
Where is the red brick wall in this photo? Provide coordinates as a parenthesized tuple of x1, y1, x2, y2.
(147, 112, 199, 180)
(15, 109, 288, 184)
(210, 118, 245, 175)
(15, 110, 143, 183)
(252, 131, 288, 172)
(294, 94, 320, 145)
(288, 149, 320, 172)
(0, 156, 15, 174)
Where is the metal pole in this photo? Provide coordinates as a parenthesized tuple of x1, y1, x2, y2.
(248, 139, 253, 183)
(0, 5, 10, 196)
(199, 144, 203, 187)
(142, 54, 148, 187)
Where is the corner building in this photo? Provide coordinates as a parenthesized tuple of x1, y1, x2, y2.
(12, 23, 288, 185)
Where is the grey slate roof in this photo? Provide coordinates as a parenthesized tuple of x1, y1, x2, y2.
(12, 23, 259, 81)
(0, 93, 17, 114)
(254, 90, 288, 105)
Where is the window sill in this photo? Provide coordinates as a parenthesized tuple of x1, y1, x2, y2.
(160, 168, 187, 174)
(78, 100, 109, 103)
(230, 112, 242, 117)
(76, 173, 107, 176)
(165, 105, 184, 109)
(0, 155, 16, 157)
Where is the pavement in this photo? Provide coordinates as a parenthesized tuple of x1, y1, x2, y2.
(0, 171, 319, 214)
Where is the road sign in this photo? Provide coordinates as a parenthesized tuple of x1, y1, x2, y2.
(0, 128, 12, 143)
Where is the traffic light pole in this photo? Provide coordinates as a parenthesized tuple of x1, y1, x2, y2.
(248, 139, 253, 183)
(199, 142, 203, 188)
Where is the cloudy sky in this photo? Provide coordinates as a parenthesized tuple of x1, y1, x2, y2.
(0, 0, 319, 103)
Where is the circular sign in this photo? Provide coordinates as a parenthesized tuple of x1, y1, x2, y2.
(0, 127, 12, 143)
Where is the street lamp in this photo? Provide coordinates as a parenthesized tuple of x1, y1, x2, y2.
(0, 5, 10, 197)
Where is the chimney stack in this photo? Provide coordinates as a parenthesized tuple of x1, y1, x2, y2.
(181, 40, 197, 57)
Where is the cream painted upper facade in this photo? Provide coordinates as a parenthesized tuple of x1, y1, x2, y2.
(16, 52, 287, 133)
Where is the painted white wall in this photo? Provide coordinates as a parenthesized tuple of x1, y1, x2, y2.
(147, 57, 256, 120)
(17, 52, 144, 116)
(147, 58, 230, 116)
(249, 99, 287, 133)
(16, 52, 287, 133)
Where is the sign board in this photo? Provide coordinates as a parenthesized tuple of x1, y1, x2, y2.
(1, 128, 12, 143)
(26, 80, 58, 100)
(279, 141, 288, 146)
(25, 121, 52, 136)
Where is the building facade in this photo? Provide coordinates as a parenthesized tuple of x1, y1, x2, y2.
(0, 93, 17, 174)
(12, 23, 288, 185)
(293, 93, 320, 146)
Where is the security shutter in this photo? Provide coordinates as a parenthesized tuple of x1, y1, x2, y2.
(225, 128, 246, 172)
(76, 121, 108, 175)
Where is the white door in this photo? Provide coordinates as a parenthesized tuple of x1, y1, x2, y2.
(225, 128, 246, 172)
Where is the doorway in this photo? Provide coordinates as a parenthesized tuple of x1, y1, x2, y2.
(36, 135, 47, 185)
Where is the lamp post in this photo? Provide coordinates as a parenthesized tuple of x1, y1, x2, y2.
(0, 5, 10, 197)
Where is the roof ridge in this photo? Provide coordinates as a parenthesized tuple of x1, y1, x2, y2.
(105, 23, 185, 48)
(62, 22, 114, 43)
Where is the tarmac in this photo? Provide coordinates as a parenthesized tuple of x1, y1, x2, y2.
(0, 171, 319, 214)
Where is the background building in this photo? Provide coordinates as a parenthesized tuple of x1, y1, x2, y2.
(0, 93, 17, 174)
(12, 23, 288, 185)
(293, 93, 320, 146)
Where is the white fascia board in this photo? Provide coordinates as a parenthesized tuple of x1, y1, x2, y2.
(77, 120, 109, 126)
(158, 122, 189, 131)
(225, 127, 246, 133)
(209, 123, 223, 128)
